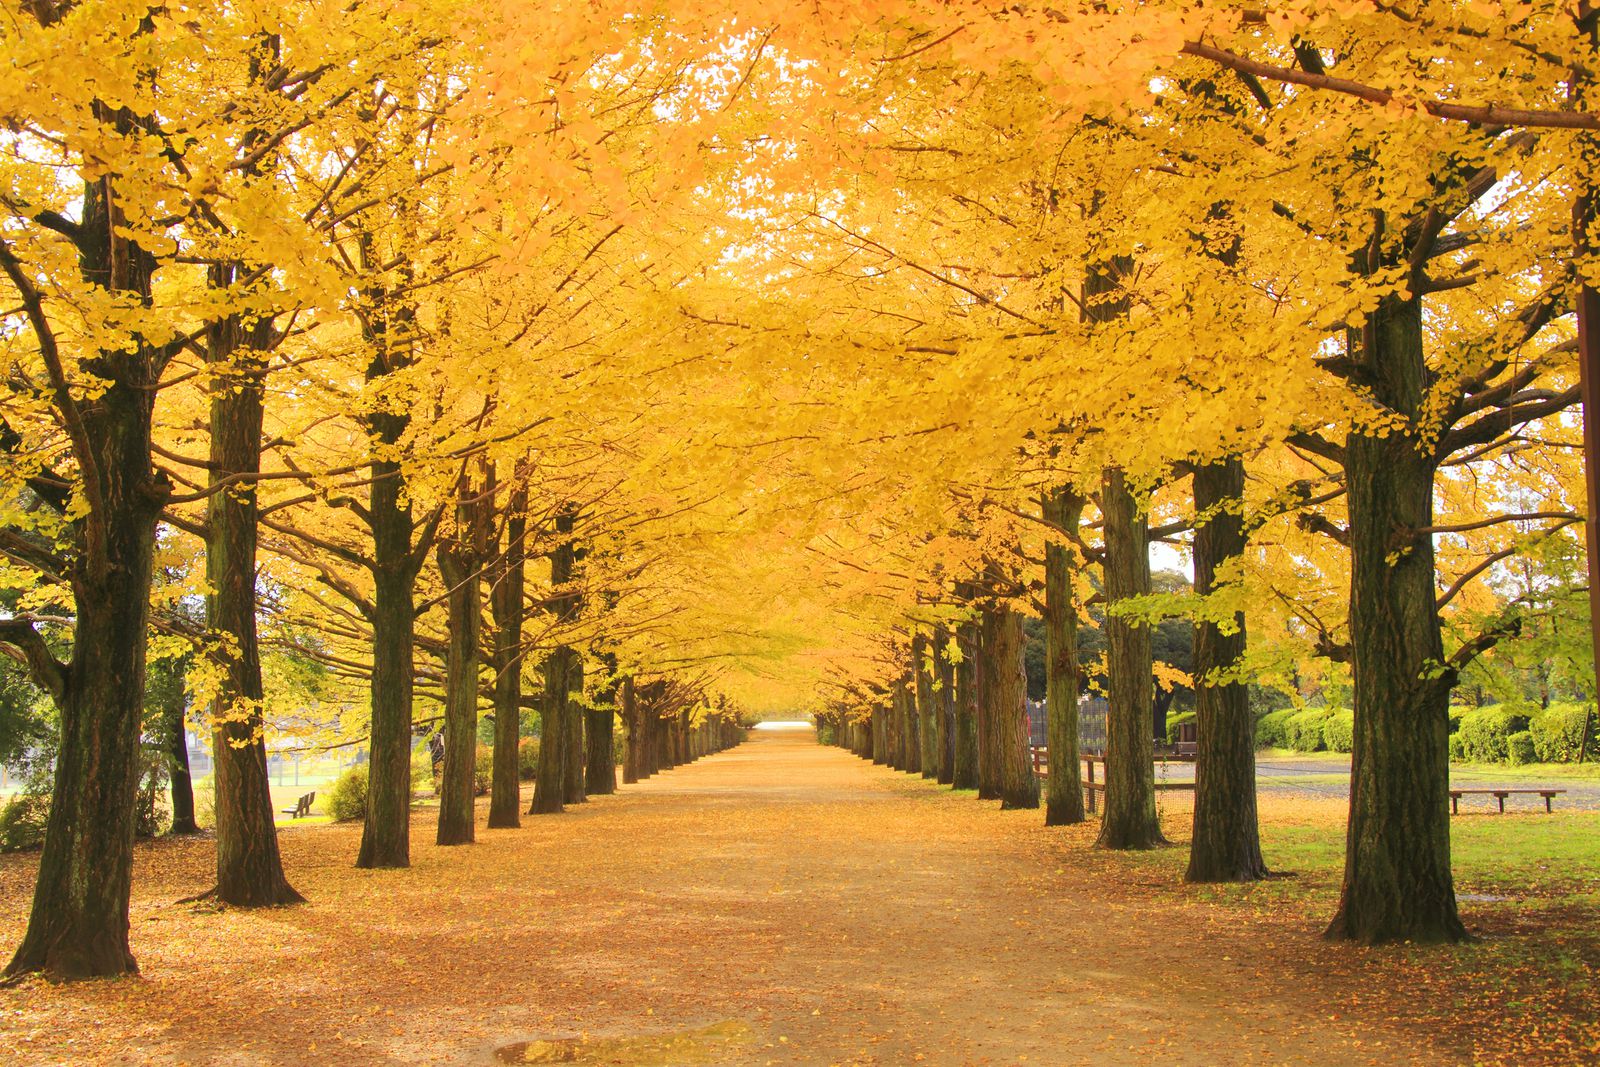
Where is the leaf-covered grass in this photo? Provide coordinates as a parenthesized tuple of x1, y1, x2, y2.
(1118, 799, 1600, 1065)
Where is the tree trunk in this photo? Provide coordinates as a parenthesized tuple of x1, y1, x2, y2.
(1186, 458, 1266, 883)
(991, 608, 1040, 809)
(915, 634, 937, 779)
(487, 486, 526, 829)
(4, 171, 167, 980)
(1042, 486, 1086, 826)
(952, 621, 979, 789)
(1096, 468, 1165, 849)
(934, 629, 955, 784)
(532, 646, 570, 814)
(871, 701, 887, 764)
(435, 530, 480, 847)
(902, 666, 922, 775)
(586, 662, 617, 795)
(1327, 296, 1464, 943)
(206, 291, 301, 903)
(976, 608, 1002, 801)
(564, 656, 587, 803)
(621, 678, 642, 784)
(356, 353, 419, 869)
(154, 658, 197, 836)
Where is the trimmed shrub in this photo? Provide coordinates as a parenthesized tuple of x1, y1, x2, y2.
(1322, 709, 1355, 753)
(1284, 708, 1335, 752)
(1165, 710, 1197, 745)
(1507, 731, 1537, 766)
(518, 736, 540, 780)
(1447, 706, 1469, 734)
(1448, 733, 1466, 763)
(1456, 707, 1529, 764)
(0, 790, 49, 852)
(325, 765, 368, 822)
(1255, 709, 1298, 749)
(1529, 703, 1598, 763)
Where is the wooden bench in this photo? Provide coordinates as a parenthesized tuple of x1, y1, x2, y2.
(280, 791, 315, 819)
(1449, 788, 1564, 815)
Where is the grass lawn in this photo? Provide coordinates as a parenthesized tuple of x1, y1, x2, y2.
(1115, 796, 1600, 1064)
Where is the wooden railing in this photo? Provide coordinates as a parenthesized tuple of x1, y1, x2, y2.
(1028, 746, 1196, 814)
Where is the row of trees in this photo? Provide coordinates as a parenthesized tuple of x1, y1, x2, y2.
(2, 0, 1597, 980)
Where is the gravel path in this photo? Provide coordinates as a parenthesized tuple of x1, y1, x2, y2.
(0, 728, 1472, 1066)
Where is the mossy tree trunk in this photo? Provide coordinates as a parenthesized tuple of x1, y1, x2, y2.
(487, 480, 527, 829)
(991, 608, 1040, 810)
(976, 607, 1003, 801)
(435, 463, 489, 847)
(1096, 468, 1165, 850)
(622, 678, 643, 784)
(532, 510, 578, 815)
(1327, 295, 1464, 944)
(934, 628, 956, 784)
(1186, 458, 1266, 883)
(586, 656, 618, 796)
(915, 633, 937, 778)
(204, 273, 302, 904)
(953, 620, 980, 789)
(2, 162, 169, 980)
(1042, 485, 1086, 826)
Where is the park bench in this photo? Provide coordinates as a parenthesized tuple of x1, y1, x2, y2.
(1449, 788, 1565, 815)
(280, 791, 315, 819)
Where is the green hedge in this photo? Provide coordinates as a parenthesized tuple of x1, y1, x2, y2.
(1255, 709, 1297, 748)
(1322, 709, 1355, 753)
(324, 765, 368, 822)
(1529, 703, 1598, 763)
(519, 736, 540, 780)
(1456, 707, 1531, 764)
(1284, 708, 1335, 751)
(1507, 731, 1537, 766)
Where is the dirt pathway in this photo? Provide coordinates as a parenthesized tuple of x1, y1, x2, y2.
(1, 728, 1452, 1066)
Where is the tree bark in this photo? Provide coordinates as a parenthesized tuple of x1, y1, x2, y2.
(532, 510, 578, 815)
(4, 164, 169, 980)
(952, 621, 980, 789)
(434, 497, 481, 846)
(486, 483, 526, 829)
(1327, 295, 1464, 943)
(915, 634, 937, 779)
(1042, 486, 1086, 826)
(205, 279, 302, 904)
(934, 628, 956, 783)
(564, 655, 587, 804)
(621, 678, 642, 784)
(152, 657, 197, 836)
(976, 607, 1002, 801)
(990, 608, 1040, 809)
(1186, 458, 1266, 883)
(1096, 468, 1165, 849)
(586, 659, 617, 795)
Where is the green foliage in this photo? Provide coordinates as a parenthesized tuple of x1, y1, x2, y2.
(0, 777, 50, 853)
(518, 736, 540, 780)
(1284, 708, 1335, 752)
(1255, 708, 1297, 748)
(1449, 733, 1466, 763)
(1507, 731, 1537, 766)
(1528, 703, 1598, 763)
(325, 765, 368, 822)
(1322, 709, 1355, 753)
(1457, 707, 1531, 764)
